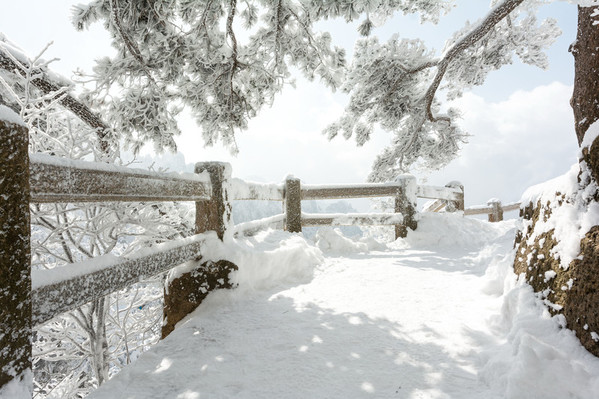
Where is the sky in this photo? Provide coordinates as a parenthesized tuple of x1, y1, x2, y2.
(0, 0, 582, 209)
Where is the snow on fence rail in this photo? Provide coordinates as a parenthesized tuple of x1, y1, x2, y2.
(29, 153, 212, 203)
(0, 115, 465, 394)
(423, 196, 520, 222)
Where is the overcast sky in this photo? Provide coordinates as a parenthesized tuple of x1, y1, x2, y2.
(0, 1, 581, 209)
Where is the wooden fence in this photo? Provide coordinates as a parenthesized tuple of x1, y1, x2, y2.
(231, 176, 464, 239)
(0, 118, 464, 393)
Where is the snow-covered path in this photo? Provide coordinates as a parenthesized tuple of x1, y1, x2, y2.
(89, 214, 599, 399)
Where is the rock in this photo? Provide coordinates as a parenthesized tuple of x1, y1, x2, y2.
(162, 260, 237, 339)
(514, 198, 599, 357)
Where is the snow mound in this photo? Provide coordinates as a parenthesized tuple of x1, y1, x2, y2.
(230, 229, 324, 292)
(393, 212, 513, 250)
(314, 227, 387, 254)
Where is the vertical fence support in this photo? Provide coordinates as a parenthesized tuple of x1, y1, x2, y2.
(285, 176, 302, 233)
(488, 199, 503, 222)
(0, 114, 31, 390)
(162, 162, 236, 339)
(194, 162, 232, 238)
(445, 181, 465, 212)
(395, 174, 418, 239)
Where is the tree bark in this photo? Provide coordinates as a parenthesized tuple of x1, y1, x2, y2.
(0, 117, 31, 389)
(570, 6, 599, 160)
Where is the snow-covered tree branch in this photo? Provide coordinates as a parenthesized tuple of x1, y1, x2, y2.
(72, 0, 563, 181)
(324, 0, 560, 180)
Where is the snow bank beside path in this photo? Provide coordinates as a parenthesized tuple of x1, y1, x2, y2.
(168, 229, 324, 295)
(475, 222, 599, 398)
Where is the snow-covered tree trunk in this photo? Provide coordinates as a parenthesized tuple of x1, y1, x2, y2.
(571, 6, 599, 181)
(0, 111, 31, 390)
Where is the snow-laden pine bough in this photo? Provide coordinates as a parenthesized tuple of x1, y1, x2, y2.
(1, 112, 465, 396)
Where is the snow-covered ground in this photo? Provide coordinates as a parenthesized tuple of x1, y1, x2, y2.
(79, 214, 599, 398)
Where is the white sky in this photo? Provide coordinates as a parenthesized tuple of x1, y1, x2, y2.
(0, 1, 581, 207)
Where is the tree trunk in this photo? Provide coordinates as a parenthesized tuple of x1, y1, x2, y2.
(570, 6, 599, 181)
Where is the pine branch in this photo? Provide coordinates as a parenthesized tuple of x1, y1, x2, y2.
(109, 0, 157, 85)
(424, 0, 525, 123)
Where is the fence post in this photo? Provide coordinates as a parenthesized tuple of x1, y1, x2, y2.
(0, 112, 31, 390)
(194, 162, 232, 239)
(488, 199, 503, 222)
(445, 181, 464, 212)
(285, 176, 302, 233)
(395, 174, 417, 239)
(162, 162, 236, 339)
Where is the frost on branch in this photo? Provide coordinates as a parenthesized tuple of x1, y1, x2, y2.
(444, 7, 560, 101)
(324, 36, 466, 180)
(304, 0, 455, 24)
(324, 0, 560, 180)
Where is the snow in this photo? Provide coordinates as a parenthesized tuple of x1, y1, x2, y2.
(0, 104, 25, 126)
(86, 213, 599, 399)
(519, 163, 599, 269)
(0, 370, 32, 399)
(580, 119, 599, 149)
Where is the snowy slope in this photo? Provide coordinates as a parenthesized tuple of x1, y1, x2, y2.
(82, 213, 599, 399)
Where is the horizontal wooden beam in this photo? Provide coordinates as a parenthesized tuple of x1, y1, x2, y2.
(416, 185, 463, 201)
(230, 178, 284, 201)
(301, 212, 403, 226)
(464, 202, 520, 216)
(464, 207, 493, 216)
(32, 233, 218, 326)
(29, 154, 211, 203)
(301, 184, 400, 200)
(233, 214, 286, 236)
(502, 203, 521, 212)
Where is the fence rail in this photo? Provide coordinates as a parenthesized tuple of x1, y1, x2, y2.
(31, 233, 217, 326)
(29, 154, 212, 203)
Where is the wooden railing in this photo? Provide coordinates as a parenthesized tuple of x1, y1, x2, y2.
(424, 196, 520, 222)
(1, 116, 230, 390)
(0, 116, 465, 393)
(230, 177, 464, 239)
